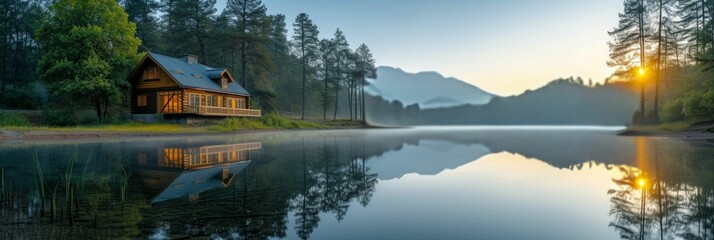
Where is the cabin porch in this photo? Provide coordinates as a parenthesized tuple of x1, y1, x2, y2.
(151, 90, 261, 117)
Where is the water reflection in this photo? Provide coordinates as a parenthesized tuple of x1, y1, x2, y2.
(0, 129, 712, 239)
(608, 138, 714, 240)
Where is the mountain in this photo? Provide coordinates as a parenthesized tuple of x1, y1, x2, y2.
(366, 78, 638, 126)
(367, 66, 494, 109)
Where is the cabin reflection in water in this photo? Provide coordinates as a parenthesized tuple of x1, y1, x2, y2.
(134, 142, 261, 203)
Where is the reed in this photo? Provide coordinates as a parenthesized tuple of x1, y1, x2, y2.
(1, 166, 4, 202)
(64, 151, 77, 203)
(79, 150, 94, 199)
(32, 152, 46, 216)
(120, 165, 127, 203)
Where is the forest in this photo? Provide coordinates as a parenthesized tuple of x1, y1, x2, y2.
(606, 0, 714, 124)
(0, 0, 376, 124)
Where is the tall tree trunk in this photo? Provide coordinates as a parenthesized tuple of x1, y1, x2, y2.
(333, 61, 341, 121)
(654, 0, 663, 121)
(103, 96, 110, 122)
(241, 42, 248, 91)
(323, 69, 328, 120)
(361, 77, 366, 122)
(333, 88, 339, 121)
(639, 0, 646, 122)
(94, 95, 102, 121)
(347, 76, 353, 121)
(301, 45, 306, 120)
(1, 10, 7, 92)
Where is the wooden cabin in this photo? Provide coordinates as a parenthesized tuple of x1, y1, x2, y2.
(133, 142, 261, 202)
(127, 53, 260, 121)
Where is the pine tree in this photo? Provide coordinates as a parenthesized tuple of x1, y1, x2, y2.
(161, 0, 216, 62)
(225, 0, 270, 91)
(676, 0, 709, 54)
(124, 0, 162, 52)
(332, 29, 349, 120)
(648, 0, 676, 120)
(292, 13, 319, 120)
(354, 44, 376, 122)
(318, 38, 336, 119)
(608, 0, 650, 121)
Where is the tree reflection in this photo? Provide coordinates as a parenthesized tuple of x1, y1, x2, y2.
(137, 135, 379, 239)
(609, 139, 714, 240)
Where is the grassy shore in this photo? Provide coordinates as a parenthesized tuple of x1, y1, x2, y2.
(621, 121, 695, 134)
(0, 113, 367, 142)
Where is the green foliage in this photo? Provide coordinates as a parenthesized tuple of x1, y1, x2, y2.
(0, 0, 44, 99)
(42, 109, 77, 126)
(124, 0, 162, 52)
(659, 98, 685, 122)
(78, 111, 100, 125)
(36, 0, 141, 121)
(161, 0, 216, 60)
(210, 113, 321, 131)
(0, 83, 44, 110)
(0, 112, 31, 127)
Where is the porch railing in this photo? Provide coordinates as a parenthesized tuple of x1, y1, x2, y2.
(185, 106, 261, 117)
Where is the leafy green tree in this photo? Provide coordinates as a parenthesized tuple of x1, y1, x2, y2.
(36, 0, 141, 121)
(292, 13, 319, 120)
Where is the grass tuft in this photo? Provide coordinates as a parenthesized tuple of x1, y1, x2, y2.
(209, 113, 324, 131)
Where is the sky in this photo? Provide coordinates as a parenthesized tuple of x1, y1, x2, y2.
(216, 0, 623, 96)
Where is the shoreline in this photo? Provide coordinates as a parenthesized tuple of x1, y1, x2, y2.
(618, 121, 714, 143)
(0, 125, 374, 144)
(6, 123, 714, 144)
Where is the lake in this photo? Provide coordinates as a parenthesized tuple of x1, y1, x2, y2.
(0, 128, 712, 240)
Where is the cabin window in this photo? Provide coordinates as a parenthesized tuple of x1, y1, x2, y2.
(159, 92, 181, 113)
(221, 77, 228, 89)
(189, 93, 200, 107)
(137, 94, 147, 107)
(238, 99, 245, 109)
(143, 67, 159, 81)
(200, 95, 206, 106)
(162, 148, 184, 167)
(137, 152, 148, 166)
(206, 95, 215, 107)
(217, 96, 223, 108)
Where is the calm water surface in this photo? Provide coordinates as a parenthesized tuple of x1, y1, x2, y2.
(0, 128, 712, 240)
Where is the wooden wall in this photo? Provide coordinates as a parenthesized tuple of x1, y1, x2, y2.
(130, 60, 181, 114)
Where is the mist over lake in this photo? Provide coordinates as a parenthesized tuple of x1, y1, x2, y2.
(0, 128, 710, 239)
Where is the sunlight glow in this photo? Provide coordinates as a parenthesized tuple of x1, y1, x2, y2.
(637, 178, 646, 188)
(638, 68, 645, 76)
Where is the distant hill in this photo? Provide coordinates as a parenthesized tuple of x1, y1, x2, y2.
(366, 78, 638, 126)
(420, 97, 465, 109)
(367, 66, 494, 109)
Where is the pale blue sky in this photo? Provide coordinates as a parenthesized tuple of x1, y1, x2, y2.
(216, 0, 622, 96)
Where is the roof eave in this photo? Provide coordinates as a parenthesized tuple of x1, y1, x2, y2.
(146, 52, 186, 88)
(184, 86, 251, 97)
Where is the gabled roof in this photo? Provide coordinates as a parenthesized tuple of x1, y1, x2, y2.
(151, 161, 251, 204)
(135, 52, 250, 96)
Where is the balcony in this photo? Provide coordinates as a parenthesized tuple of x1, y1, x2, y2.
(185, 106, 261, 117)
